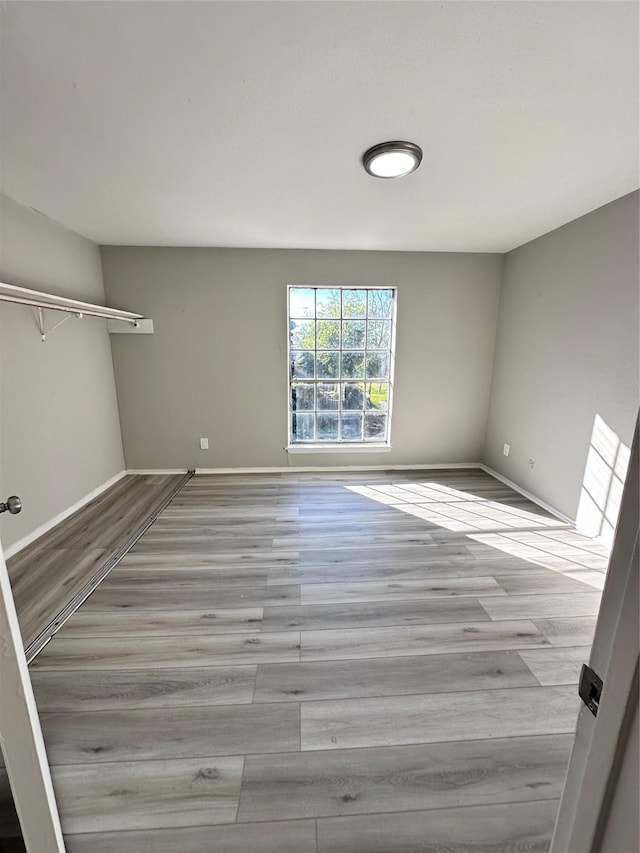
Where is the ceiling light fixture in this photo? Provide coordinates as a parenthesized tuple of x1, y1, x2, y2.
(362, 141, 423, 179)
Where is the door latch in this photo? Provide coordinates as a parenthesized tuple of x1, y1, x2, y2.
(579, 663, 603, 717)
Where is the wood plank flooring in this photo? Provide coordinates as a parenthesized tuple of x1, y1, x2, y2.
(2, 468, 608, 851)
(237, 734, 572, 821)
(6, 474, 186, 648)
(314, 801, 560, 853)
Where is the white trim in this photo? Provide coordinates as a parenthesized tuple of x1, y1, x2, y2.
(126, 469, 188, 475)
(3, 471, 127, 559)
(0, 539, 65, 851)
(286, 443, 392, 454)
(286, 285, 398, 448)
(194, 462, 482, 474)
(479, 463, 574, 524)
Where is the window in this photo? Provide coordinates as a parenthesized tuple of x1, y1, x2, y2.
(288, 286, 396, 446)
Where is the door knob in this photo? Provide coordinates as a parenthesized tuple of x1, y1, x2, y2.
(0, 496, 22, 515)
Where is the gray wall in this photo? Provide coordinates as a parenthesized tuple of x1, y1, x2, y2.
(483, 191, 639, 523)
(101, 248, 502, 470)
(0, 195, 125, 550)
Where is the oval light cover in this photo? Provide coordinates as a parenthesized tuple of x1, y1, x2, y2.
(363, 141, 422, 178)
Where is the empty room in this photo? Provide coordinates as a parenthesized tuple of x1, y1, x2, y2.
(0, 2, 638, 852)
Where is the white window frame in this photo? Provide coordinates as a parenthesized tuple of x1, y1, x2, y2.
(286, 285, 397, 452)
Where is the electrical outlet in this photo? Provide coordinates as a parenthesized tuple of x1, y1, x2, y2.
(200, 438, 209, 450)
(503, 443, 510, 457)
(529, 458, 535, 469)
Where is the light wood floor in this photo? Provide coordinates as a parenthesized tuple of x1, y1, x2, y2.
(6, 474, 185, 650)
(5, 469, 610, 851)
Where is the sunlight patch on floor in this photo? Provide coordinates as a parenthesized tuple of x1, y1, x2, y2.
(468, 530, 609, 588)
(346, 482, 568, 533)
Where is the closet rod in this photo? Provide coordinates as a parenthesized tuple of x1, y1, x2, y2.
(0, 281, 144, 324)
(0, 292, 141, 324)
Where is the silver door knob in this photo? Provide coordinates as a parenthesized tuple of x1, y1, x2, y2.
(0, 496, 22, 515)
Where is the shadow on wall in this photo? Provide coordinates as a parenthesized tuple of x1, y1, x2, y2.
(576, 414, 631, 547)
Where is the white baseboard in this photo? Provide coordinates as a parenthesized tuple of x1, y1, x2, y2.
(126, 464, 481, 475)
(127, 463, 483, 476)
(479, 463, 574, 524)
(126, 469, 188, 475)
(3, 471, 127, 559)
(194, 462, 482, 474)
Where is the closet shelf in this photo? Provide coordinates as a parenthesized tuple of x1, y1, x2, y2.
(0, 281, 148, 341)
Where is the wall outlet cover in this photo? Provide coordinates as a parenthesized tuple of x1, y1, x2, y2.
(200, 438, 209, 450)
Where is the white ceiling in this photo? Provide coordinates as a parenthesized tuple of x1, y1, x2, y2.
(1, 1, 638, 252)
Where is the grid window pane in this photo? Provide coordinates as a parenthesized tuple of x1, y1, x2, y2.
(341, 351, 365, 379)
(288, 287, 395, 444)
(342, 290, 367, 318)
(364, 412, 387, 440)
(316, 351, 339, 379)
(292, 412, 315, 441)
(343, 382, 366, 410)
(289, 288, 315, 319)
(366, 320, 391, 350)
(317, 383, 339, 410)
(316, 320, 340, 349)
(366, 352, 390, 379)
(341, 412, 363, 440)
(290, 320, 315, 349)
(291, 351, 314, 378)
(316, 289, 341, 318)
(317, 413, 339, 440)
(367, 382, 389, 410)
(291, 382, 315, 411)
(368, 290, 394, 318)
(342, 320, 365, 349)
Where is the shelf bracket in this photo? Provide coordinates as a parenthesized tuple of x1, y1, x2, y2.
(35, 307, 79, 342)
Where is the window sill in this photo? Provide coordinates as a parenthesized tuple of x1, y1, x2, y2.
(286, 443, 392, 454)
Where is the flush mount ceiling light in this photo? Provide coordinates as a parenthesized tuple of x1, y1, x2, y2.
(362, 141, 423, 178)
